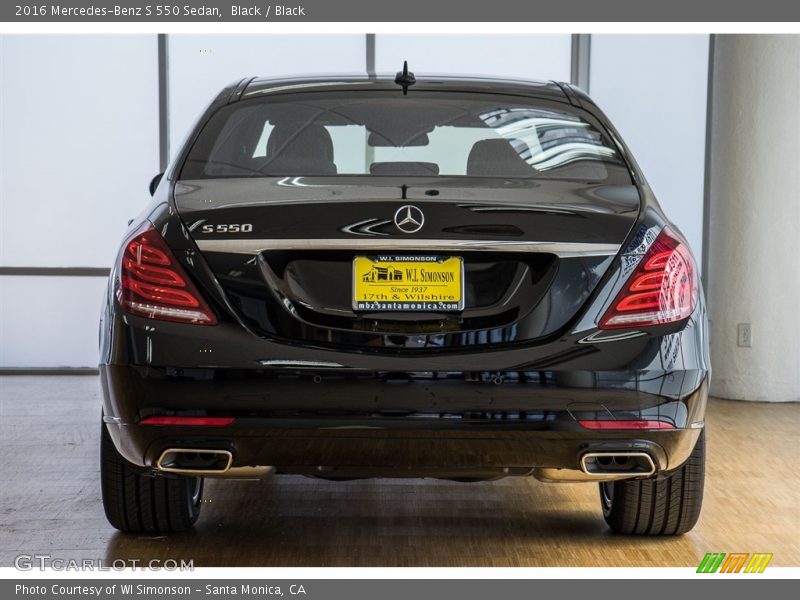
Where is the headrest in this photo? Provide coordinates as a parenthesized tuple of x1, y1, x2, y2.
(267, 124, 334, 161)
(466, 139, 534, 177)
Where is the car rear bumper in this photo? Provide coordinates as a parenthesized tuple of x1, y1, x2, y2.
(100, 289, 709, 479)
(100, 363, 707, 478)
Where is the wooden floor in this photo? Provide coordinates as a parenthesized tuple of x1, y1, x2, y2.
(1, 375, 798, 567)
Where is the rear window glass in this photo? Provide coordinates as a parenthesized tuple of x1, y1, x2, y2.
(180, 92, 631, 183)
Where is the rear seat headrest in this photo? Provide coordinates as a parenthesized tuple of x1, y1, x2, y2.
(259, 123, 337, 176)
(267, 124, 335, 161)
(467, 139, 534, 177)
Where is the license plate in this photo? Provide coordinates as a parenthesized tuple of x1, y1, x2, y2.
(352, 255, 464, 312)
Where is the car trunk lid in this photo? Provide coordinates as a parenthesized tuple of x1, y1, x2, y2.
(174, 176, 639, 350)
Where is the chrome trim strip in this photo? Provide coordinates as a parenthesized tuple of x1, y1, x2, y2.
(578, 330, 647, 344)
(195, 238, 620, 258)
(259, 359, 344, 368)
(203, 465, 274, 479)
(534, 467, 652, 483)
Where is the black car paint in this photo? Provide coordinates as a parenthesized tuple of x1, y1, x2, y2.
(100, 75, 709, 479)
(175, 178, 637, 347)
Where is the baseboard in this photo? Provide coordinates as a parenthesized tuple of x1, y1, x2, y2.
(0, 367, 99, 375)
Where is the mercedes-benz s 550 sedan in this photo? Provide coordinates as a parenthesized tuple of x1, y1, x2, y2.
(99, 69, 709, 535)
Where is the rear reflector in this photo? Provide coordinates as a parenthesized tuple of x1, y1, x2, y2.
(578, 419, 676, 430)
(117, 222, 217, 325)
(140, 416, 235, 427)
(598, 226, 698, 329)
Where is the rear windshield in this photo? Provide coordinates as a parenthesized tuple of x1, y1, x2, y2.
(180, 91, 631, 183)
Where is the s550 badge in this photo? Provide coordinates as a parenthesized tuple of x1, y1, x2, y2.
(201, 223, 253, 233)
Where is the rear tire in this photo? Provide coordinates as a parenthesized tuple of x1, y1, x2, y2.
(101, 423, 203, 533)
(600, 429, 705, 535)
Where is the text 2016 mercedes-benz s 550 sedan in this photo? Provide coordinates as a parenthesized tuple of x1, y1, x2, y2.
(99, 69, 709, 535)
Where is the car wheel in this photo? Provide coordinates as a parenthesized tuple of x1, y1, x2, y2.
(599, 429, 705, 535)
(101, 423, 203, 533)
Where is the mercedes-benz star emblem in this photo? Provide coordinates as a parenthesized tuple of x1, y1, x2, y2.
(393, 205, 424, 234)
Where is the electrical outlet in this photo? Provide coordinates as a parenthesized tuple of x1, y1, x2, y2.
(737, 323, 752, 347)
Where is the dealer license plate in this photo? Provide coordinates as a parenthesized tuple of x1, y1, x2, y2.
(352, 255, 464, 312)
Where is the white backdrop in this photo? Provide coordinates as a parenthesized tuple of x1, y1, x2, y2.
(374, 34, 572, 81)
(0, 35, 159, 368)
(590, 34, 710, 262)
(0, 34, 710, 368)
(0, 36, 160, 267)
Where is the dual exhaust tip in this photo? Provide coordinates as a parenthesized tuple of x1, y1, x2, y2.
(580, 451, 656, 478)
(156, 448, 272, 478)
(534, 451, 657, 482)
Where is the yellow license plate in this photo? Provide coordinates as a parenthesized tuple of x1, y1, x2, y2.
(353, 255, 464, 312)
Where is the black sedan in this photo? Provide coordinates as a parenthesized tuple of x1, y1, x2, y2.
(99, 69, 709, 536)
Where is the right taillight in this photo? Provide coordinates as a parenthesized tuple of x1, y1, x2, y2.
(598, 226, 698, 329)
(116, 222, 217, 325)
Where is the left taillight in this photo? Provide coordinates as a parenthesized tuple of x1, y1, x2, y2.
(599, 226, 698, 330)
(116, 222, 217, 325)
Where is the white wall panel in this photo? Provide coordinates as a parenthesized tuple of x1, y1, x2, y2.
(589, 35, 709, 263)
(375, 35, 572, 82)
(166, 35, 366, 160)
(0, 35, 159, 268)
(706, 35, 800, 402)
(0, 277, 107, 367)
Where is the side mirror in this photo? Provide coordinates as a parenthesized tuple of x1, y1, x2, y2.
(149, 172, 164, 196)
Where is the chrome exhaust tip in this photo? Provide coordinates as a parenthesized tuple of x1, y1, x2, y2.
(155, 449, 274, 478)
(579, 451, 656, 478)
(156, 448, 233, 475)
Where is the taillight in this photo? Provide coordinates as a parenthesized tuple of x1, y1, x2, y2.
(599, 226, 698, 329)
(116, 223, 217, 325)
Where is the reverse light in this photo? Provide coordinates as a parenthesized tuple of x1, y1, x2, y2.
(599, 226, 698, 329)
(117, 223, 217, 325)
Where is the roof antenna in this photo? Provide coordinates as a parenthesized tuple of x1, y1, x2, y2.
(394, 61, 416, 95)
